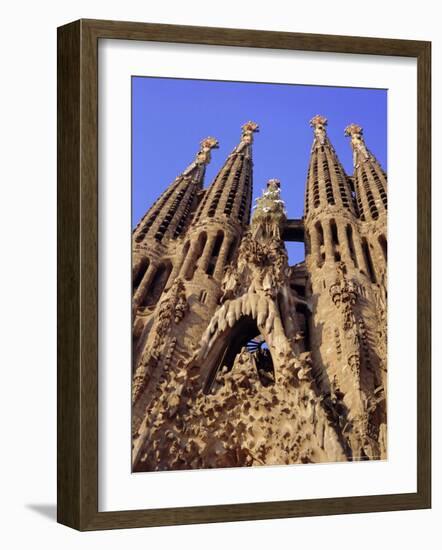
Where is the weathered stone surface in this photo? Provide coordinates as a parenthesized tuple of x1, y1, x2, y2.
(131, 119, 387, 471)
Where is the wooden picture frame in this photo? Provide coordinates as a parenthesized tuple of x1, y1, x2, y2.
(57, 18, 431, 530)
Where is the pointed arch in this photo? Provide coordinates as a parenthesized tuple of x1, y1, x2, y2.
(200, 314, 275, 394)
(141, 260, 172, 307)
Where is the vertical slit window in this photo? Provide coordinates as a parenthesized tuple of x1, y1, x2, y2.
(206, 232, 224, 276)
(133, 258, 149, 291)
(330, 219, 340, 262)
(346, 225, 358, 267)
(324, 159, 335, 205)
(315, 221, 325, 267)
(362, 238, 377, 284)
(313, 157, 320, 208)
(362, 168, 379, 220)
(142, 262, 172, 307)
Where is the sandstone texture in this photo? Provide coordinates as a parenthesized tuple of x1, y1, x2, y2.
(131, 118, 387, 471)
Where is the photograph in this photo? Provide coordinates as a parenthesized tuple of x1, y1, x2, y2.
(130, 77, 388, 472)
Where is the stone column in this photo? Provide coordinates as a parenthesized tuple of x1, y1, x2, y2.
(309, 225, 320, 265)
(199, 236, 216, 274)
(213, 236, 233, 281)
(132, 256, 145, 285)
(353, 233, 369, 276)
(337, 222, 352, 267)
(133, 263, 157, 313)
(179, 239, 199, 279)
(322, 220, 334, 263)
(165, 261, 180, 291)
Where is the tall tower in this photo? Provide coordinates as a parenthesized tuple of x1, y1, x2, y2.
(132, 136, 219, 317)
(132, 123, 259, 464)
(344, 124, 387, 287)
(133, 179, 349, 471)
(345, 123, 388, 386)
(131, 116, 388, 472)
(304, 115, 386, 460)
(176, 121, 259, 292)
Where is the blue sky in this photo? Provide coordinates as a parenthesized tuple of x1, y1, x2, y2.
(132, 77, 387, 265)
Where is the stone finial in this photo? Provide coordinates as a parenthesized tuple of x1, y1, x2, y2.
(267, 178, 281, 189)
(344, 123, 370, 164)
(344, 123, 363, 138)
(309, 115, 328, 145)
(200, 136, 219, 150)
(241, 121, 259, 144)
(310, 114, 328, 129)
(196, 136, 219, 165)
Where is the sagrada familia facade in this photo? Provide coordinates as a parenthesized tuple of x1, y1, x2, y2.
(131, 116, 387, 471)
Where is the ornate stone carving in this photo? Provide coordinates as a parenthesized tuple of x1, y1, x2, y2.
(310, 114, 328, 145)
(344, 123, 370, 165)
(132, 279, 187, 404)
(241, 121, 259, 144)
(196, 136, 219, 165)
(132, 118, 388, 471)
(329, 262, 358, 335)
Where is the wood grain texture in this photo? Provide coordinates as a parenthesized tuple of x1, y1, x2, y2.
(57, 19, 431, 531)
(57, 20, 81, 529)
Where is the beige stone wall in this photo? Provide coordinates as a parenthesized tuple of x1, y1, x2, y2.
(131, 121, 388, 471)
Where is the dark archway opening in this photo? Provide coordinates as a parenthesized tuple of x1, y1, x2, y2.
(204, 315, 275, 393)
(141, 261, 172, 307)
(133, 258, 149, 291)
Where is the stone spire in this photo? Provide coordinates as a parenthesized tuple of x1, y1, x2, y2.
(302, 116, 387, 461)
(193, 121, 259, 227)
(305, 115, 356, 219)
(176, 122, 259, 284)
(131, 120, 389, 472)
(344, 123, 387, 222)
(133, 136, 219, 245)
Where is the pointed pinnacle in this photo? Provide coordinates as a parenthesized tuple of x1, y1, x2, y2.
(200, 136, 219, 150)
(345, 123, 369, 165)
(242, 121, 259, 134)
(240, 121, 259, 145)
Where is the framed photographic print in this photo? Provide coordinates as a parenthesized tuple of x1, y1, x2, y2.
(57, 19, 431, 530)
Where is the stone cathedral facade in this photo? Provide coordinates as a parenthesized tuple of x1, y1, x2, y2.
(131, 117, 387, 472)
